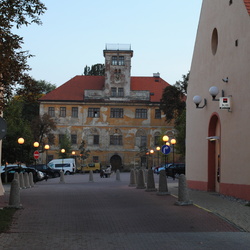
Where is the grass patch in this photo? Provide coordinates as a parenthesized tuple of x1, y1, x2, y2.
(0, 208, 17, 233)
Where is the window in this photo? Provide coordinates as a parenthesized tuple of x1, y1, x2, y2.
(154, 136, 160, 146)
(87, 135, 99, 145)
(93, 135, 99, 145)
(72, 107, 78, 117)
(71, 134, 77, 144)
(110, 135, 123, 145)
(111, 108, 123, 118)
(48, 107, 55, 117)
(118, 88, 124, 97)
(135, 109, 147, 119)
(112, 56, 118, 65)
(118, 56, 124, 65)
(88, 108, 100, 118)
(155, 109, 161, 119)
(111, 56, 124, 66)
(59, 134, 64, 144)
(135, 129, 147, 147)
(48, 133, 55, 145)
(93, 156, 99, 163)
(211, 28, 218, 55)
(111, 87, 117, 97)
(60, 107, 66, 117)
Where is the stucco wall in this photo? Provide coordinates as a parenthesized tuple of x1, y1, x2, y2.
(186, 0, 250, 198)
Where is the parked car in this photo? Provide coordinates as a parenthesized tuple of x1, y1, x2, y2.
(28, 164, 61, 178)
(165, 163, 185, 177)
(48, 158, 76, 175)
(1, 166, 45, 183)
(154, 163, 172, 174)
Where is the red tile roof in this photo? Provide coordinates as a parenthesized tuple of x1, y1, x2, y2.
(39, 75, 170, 103)
(244, 0, 250, 14)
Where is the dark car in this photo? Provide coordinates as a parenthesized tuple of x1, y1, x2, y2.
(165, 163, 185, 178)
(29, 164, 60, 178)
(1, 166, 45, 183)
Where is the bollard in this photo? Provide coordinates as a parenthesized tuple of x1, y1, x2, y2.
(24, 172, 30, 188)
(157, 170, 170, 195)
(19, 172, 25, 189)
(8, 179, 22, 208)
(136, 169, 145, 189)
(145, 169, 157, 192)
(89, 170, 94, 182)
(59, 170, 65, 184)
(0, 176, 5, 196)
(128, 169, 136, 187)
(29, 172, 34, 187)
(175, 174, 193, 206)
(116, 170, 121, 181)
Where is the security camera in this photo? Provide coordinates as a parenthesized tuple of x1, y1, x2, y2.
(222, 77, 228, 83)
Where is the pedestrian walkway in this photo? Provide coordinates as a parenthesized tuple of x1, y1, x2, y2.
(0, 173, 250, 250)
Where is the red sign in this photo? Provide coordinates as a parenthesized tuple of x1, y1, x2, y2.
(34, 150, 40, 159)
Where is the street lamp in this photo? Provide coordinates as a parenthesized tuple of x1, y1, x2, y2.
(18, 137, 24, 166)
(61, 149, 65, 171)
(150, 149, 154, 169)
(72, 151, 76, 169)
(146, 151, 149, 169)
(156, 146, 160, 167)
(33, 142, 39, 167)
(171, 138, 176, 167)
(44, 144, 50, 166)
(162, 135, 169, 167)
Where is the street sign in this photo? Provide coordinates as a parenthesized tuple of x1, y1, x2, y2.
(161, 145, 171, 155)
(34, 150, 40, 159)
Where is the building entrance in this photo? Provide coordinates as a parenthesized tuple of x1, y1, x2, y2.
(110, 155, 122, 171)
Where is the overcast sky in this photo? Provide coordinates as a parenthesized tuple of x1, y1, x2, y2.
(15, 0, 203, 87)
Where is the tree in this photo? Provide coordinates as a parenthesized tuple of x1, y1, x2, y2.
(84, 64, 105, 76)
(79, 140, 90, 162)
(31, 113, 57, 146)
(2, 99, 33, 165)
(0, 0, 46, 111)
(160, 73, 189, 158)
(16, 79, 56, 121)
(58, 132, 71, 158)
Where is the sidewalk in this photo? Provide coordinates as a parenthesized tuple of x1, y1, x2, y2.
(167, 180, 250, 232)
(0, 173, 250, 250)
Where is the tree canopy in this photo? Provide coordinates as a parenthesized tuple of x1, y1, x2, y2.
(160, 73, 189, 158)
(84, 64, 105, 76)
(2, 80, 57, 165)
(0, 0, 46, 110)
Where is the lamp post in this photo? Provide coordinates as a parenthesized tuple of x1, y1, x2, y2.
(61, 148, 65, 171)
(150, 149, 154, 169)
(146, 151, 149, 169)
(44, 144, 50, 166)
(72, 151, 76, 170)
(162, 135, 169, 167)
(171, 138, 176, 167)
(33, 141, 39, 168)
(18, 137, 24, 166)
(156, 146, 160, 167)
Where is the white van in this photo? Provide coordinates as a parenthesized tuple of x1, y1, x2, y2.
(47, 158, 76, 175)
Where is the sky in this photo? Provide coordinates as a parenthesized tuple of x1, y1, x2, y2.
(15, 0, 203, 87)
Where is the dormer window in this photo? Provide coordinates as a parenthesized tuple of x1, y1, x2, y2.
(111, 87, 124, 97)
